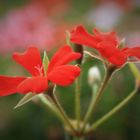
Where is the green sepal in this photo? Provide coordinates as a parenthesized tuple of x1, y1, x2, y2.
(43, 51, 49, 76)
(65, 31, 72, 46)
(14, 93, 37, 109)
(118, 38, 125, 49)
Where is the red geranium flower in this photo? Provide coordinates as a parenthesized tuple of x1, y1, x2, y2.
(70, 25, 140, 67)
(0, 45, 81, 96)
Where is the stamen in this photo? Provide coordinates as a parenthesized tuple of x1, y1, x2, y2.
(34, 65, 43, 76)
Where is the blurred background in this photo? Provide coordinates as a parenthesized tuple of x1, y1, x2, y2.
(0, 0, 140, 140)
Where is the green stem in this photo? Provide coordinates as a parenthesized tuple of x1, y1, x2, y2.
(39, 93, 77, 135)
(81, 67, 114, 133)
(88, 88, 138, 132)
(52, 90, 77, 135)
(75, 77, 81, 130)
(38, 94, 65, 122)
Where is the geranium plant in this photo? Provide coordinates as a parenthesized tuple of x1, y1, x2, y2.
(0, 25, 140, 140)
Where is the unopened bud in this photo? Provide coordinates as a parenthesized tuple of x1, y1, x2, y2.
(88, 66, 101, 86)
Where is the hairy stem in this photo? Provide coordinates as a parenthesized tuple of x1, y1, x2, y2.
(75, 77, 81, 131)
(51, 89, 77, 135)
(81, 65, 116, 133)
(88, 88, 138, 132)
(38, 94, 65, 123)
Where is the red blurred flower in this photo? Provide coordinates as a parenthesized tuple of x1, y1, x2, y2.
(70, 25, 140, 67)
(0, 46, 81, 96)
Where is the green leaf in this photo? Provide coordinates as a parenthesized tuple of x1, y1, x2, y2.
(43, 51, 49, 76)
(14, 93, 38, 109)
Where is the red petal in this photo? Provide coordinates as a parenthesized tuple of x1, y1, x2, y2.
(122, 47, 140, 59)
(48, 65, 80, 86)
(13, 47, 43, 76)
(17, 77, 48, 94)
(93, 28, 119, 47)
(108, 52, 127, 66)
(70, 25, 99, 48)
(96, 42, 127, 66)
(97, 42, 118, 58)
(47, 45, 81, 73)
(0, 76, 26, 96)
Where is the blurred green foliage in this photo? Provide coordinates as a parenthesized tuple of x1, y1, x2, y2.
(0, 0, 27, 15)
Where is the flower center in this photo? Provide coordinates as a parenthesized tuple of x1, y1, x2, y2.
(34, 65, 44, 76)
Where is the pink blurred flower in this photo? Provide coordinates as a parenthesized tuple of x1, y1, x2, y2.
(0, 3, 67, 53)
(86, 2, 124, 30)
(86, 0, 135, 30)
(126, 32, 140, 47)
(32, 0, 70, 16)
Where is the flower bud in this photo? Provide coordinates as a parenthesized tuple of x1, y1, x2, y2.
(88, 66, 101, 86)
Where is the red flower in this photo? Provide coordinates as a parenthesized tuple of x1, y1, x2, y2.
(70, 25, 140, 67)
(0, 46, 81, 96)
